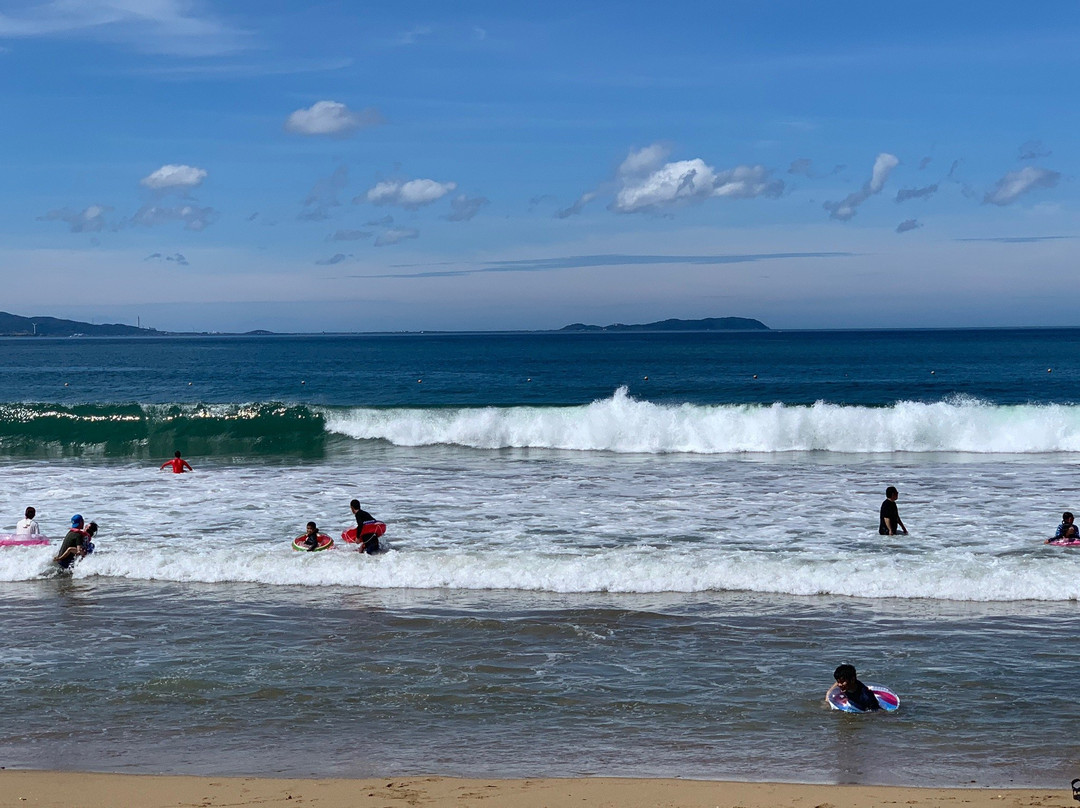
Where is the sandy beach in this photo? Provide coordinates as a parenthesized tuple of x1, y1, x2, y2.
(0, 772, 1066, 808)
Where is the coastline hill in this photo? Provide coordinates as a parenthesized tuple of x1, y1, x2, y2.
(0, 311, 160, 337)
(559, 317, 768, 332)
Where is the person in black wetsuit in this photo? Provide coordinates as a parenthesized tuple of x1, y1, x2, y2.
(828, 664, 881, 711)
(302, 521, 321, 550)
(878, 486, 907, 536)
(54, 514, 91, 569)
(350, 499, 380, 554)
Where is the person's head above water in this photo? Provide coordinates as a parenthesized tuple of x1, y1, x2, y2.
(833, 664, 858, 686)
(86, 521, 98, 537)
(174, 450, 183, 458)
(70, 514, 84, 528)
(25, 506, 35, 519)
(1063, 512, 1074, 524)
(885, 486, 898, 499)
(306, 521, 317, 532)
(350, 499, 361, 511)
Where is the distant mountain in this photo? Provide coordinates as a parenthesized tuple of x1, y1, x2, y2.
(559, 317, 768, 332)
(0, 311, 161, 337)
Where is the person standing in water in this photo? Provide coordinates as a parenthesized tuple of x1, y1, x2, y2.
(350, 499, 381, 554)
(160, 451, 193, 474)
(878, 486, 907, 536)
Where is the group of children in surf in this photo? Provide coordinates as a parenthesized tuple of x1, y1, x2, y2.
(8, 506, 98, 568)
(158, 451, 383, 554)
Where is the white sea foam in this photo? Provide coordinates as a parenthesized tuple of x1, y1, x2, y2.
(2, 541, 1078, 602)
(2, 431, 1078, 601)
(322, 388, 1080, 454)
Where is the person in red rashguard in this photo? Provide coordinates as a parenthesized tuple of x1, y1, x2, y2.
(160, 450, 194, 473)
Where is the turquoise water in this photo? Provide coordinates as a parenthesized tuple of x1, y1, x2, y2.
(0, 330, 1078, 785)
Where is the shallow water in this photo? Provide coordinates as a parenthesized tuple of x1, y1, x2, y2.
(1, 331, 1078, 785)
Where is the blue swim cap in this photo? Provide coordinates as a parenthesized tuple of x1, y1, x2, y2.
(70, 514, 83, 526)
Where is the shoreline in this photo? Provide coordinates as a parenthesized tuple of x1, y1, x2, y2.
(0, 772, 1065, 808)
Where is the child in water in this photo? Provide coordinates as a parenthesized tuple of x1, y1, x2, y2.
(827, 664, 880, 712)
(303, 521, 321, 550)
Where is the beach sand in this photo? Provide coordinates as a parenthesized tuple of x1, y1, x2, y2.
(0, 772, 1065, 808)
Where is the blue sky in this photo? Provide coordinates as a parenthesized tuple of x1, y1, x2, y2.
(1, 0, 1078, 331)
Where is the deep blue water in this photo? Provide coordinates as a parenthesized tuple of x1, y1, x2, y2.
(1, 328, 1078, 407)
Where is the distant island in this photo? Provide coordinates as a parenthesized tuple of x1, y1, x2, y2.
(0, 310, 769, 337)
(0, 311, 163, 337)
(559, 317, 769, 332)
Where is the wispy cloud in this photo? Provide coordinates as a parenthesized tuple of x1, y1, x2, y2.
(38, 204, 112, 233)
(443, 195, 488, 222)
(896, 219, 922, 234)
(143, 251, 189, 266)
(1017, 140, 1051, 161)
(395, 25, 432, 45)
(895, 183, 938, 203)
(315, 253, 353, 265)
(555, 191, 597, 219)
(357, 251, 853, 279)
(130, 203, 216, 231)
(327, 229, 372, 241)
(374, 228, 420, 246)
(285, 100, 382, 137)
(0, 0, 251, 56)
(983, 166, 1060, 206)
(955, 235, 1071, 244)
(299, 165, 348, 221)
(823, 152, 899, 221)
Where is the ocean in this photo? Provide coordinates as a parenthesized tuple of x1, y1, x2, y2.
(0, 329, 1078, 786)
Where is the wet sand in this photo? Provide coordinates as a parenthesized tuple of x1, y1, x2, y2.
(0, 771, 1065, 808)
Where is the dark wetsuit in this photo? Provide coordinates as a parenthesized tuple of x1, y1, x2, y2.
(56, 529, 87, 569)
(843, 680, 881, 711)
(355, 509, 380, 554)
(879, 499, 901, 535)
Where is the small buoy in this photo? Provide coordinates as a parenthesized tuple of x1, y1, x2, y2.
(526, 378, 531, 382)
(930, 370, 935, 375)
(1048, 368, 1053, 373)
(64, 382, 68, 387)
(752, 374, 758, 379)
(188, 381, 193, 385)
(643, 376, 648, 381)
(417, 379, 422, 383)
(301, 380, 306, 385)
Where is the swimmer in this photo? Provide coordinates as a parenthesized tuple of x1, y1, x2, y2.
(160, 450, 193, 474)
(302, 521, 321, 550)
(15, 506, 40, 536)
(827, 664, 881, 712)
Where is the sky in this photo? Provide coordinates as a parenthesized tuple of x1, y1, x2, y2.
(1, 0, 1078, 332)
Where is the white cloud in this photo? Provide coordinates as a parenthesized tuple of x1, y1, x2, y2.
(38, 204, 112, 232)
(617, 144, 670, 177)
(374, 228, 419, 246)
(0, 0, 249, 56)
(140, 164, 207, 190)
(983, 166, 1060, 206)
(284, 100, 382, 137)
(611, 150, 782, 214)
(823, 152, 899, 221)
(395, 25, 432, 45)
(366, 178, 456, 209)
